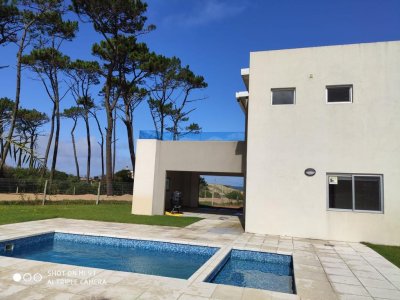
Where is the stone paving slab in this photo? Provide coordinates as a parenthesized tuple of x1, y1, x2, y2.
(0, 216, 398, 299)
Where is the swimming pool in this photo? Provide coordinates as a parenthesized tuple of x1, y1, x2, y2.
(206, 249, 295, 294)
(0, 232, 218, 279)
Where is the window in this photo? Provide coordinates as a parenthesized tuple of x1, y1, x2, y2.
(327, 174, 383, 212)
(328, 176, 352, 209)
(271, 88, 295, 105)
(354, 176, 382, 211)
(326, 85, 352, 103)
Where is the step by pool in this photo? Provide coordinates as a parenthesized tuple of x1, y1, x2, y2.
(206, 249, 295, 294)
(0, 232, 218, 279)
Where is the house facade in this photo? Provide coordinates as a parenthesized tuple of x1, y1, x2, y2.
(242, 41, 400, 245)
(132, 41, 400, 245)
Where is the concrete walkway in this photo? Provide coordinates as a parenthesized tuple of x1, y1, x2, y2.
(0, 215, 399, 300)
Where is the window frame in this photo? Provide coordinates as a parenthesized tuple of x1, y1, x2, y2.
(271, 88, 296, 105)
(326, 85, 353, 104)
(326, 173, 384, 213)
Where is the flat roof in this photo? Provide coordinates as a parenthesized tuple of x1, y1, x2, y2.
(249, 40, 400, 55)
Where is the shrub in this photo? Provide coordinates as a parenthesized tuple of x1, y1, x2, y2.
(225, 190, 244, 200)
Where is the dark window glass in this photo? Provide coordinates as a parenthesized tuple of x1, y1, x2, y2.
(328, 176, 352, 209)
(327, 86, 351, 102)
(354, 176, 381, 211)
(272, 89, 295, 105)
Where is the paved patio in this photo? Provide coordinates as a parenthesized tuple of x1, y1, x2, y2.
(0, 214, 399, 300)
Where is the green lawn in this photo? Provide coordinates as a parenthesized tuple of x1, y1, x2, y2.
(362, 242, 400, 268)
(0, 202, 201, 227)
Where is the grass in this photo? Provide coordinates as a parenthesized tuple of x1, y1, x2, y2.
(0, 202, 201, 227)
(362, 242, 400, 268)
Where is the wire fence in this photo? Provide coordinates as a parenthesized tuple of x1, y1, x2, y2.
(0, 178, 133, 202)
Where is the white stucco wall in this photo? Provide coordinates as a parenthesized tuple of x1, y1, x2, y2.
(245, 41, 400, 245)
(132, 140, 245, 215)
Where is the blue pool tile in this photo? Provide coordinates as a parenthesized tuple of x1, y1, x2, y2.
(206, 249, 295, 294)
(0, 232, 219, 279)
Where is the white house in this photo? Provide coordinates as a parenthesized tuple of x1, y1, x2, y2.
(132, 41, 400, 245)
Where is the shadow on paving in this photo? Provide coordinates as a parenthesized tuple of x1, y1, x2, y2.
(183, 206, 245, 230)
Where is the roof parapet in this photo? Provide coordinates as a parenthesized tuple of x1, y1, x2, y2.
(235, 91, 249, 113)
(241, 68, 249, 90)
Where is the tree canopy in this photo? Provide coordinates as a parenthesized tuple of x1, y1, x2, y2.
(0, 0, 209, 195)
(0, 0, 19, 45)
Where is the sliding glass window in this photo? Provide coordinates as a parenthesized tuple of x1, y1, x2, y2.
(327, 174, 383, 212)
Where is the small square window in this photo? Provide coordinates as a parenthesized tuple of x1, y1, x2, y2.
(271, 88, 295, 105)
(326, 85, 352, 103)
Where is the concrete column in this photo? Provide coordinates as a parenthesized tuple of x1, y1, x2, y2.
(132, 140, 160, 215)
(189, 173, 200, 208)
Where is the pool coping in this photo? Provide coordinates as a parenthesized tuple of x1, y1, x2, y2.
(0, 229, 299, 299)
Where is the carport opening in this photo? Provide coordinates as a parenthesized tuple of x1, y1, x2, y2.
(164, 172, 244, 216)
(198, 175, 244, 210)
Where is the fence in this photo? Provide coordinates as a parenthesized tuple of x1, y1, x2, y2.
(139, 130, 245, 141)
(0, 178, 133, 203)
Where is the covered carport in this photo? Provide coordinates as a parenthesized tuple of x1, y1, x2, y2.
(164, 171, 243, 211)
(132, 139, 245, 215)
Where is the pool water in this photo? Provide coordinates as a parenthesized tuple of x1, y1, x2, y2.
(0, 233, 218, 279)
(206, 249, 295, 294)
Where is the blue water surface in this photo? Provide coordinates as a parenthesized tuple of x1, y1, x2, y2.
(207, 249, 295, 294)
(0, 233, 218, 279)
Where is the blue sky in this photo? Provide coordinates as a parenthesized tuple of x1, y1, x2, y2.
(1, 0, 400, 185)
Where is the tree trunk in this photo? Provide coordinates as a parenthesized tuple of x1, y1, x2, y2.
(17, 137, 22, 168)
(42, 103, 56, 177)
(0, 121, 4, 158)
(105, 107, 113, 196)
(104, 69, 114, 196)
(71, 119, 80, 179)
(49, 100, 60, 186)
(112, 109, 116, 177)
(99, 139, 105, 180)
(0, 27, 28, 173)
(160, 112, 164, 140)
(173, 121, 178, 141)
(92, 113, 104, 180)
(84, 113, 91, 182)
(29, 135, 34, 169)
(123, 107, 135, 171)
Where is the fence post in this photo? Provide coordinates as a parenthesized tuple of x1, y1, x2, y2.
(42, 180, 48, 205)
(96, 181, 101, 205)
(16, 185, 19, 194)
(73, 185, 76, 195)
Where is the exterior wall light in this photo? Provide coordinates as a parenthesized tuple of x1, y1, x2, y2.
(305, 168, 316, 176)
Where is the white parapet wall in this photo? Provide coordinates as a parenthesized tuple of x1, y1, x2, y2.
(132, 140, 245, 215)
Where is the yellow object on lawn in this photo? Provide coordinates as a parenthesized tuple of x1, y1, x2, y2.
(165, 211, 183, 217)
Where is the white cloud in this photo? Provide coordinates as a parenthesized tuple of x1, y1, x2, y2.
(163, 0, 247, 27)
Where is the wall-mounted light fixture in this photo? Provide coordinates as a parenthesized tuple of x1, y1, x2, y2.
(304, 168, 316, 176)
